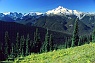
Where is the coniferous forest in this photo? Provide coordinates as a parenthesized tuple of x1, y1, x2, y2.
(0, 28, 54, 60)
(0, 18, 94, 61)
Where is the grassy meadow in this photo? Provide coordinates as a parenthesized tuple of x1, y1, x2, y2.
(14, 42, 95, 63)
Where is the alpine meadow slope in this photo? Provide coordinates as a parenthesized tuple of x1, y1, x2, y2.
(14, 42, 95, 63)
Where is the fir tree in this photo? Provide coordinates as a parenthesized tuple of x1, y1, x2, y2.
(25, 34, 30, 55)
(40, 29, 49, 53)
(0, 43, 5, 61)
(35, 33, 41, 53)
(92, 30, 95, 42)
(49, 34, 53, 51)
(65, 37, 69, 48)
(33, 28, 41, 53)
(80, 36, 84, 45)
(87, 35, 90, 44)
(78, 38, 80, 46)
(71, 18, 79, 47)
(64, 41, 67, 48)
(34, 28, 38, 44)
(20, 35, 25, 56)
(15, 33, 20, 56)
(29, 40, 33, 54)
(10, 43, 14, 58)
(4, 31, 10, 57)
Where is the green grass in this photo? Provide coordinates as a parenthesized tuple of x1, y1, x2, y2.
(14, 43, 95, 63)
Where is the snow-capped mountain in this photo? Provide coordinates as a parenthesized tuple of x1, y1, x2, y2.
(0, 12, 24, 21)
(0, 6, 95, 22)
(0, 12, 45, 21)
(46, 6, 86, 19)
(4, 12, 23, 20)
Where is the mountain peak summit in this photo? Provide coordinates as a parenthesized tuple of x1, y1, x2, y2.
(3, 12, 11, 15)
(57, 6, 64, 9)
(46, 6, 84, 19)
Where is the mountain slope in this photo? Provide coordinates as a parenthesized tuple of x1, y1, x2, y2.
(14, 43, 95, 63)
(34, 15, 91, 35)
(81, 14, 95, 28)
(0, 20, 71, 45)
(13, 6, 93, 35)
(0, 6, 94, 35)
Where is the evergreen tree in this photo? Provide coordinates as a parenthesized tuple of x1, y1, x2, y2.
(87, 35, 90, 44)
(83, 35, 88, 44)
(71, 18, 79, 47)
(66, 37, 71, 48)
(64, 41, 67, 48)
(79, 36, 83, 45)
(65, 37, 69, 48)
(78, 38, 80, 46)
(0, 43, 5, 61)
(40, 29, 49, 53)
(19, 37, 22, 55)
(92, 30, 95, 42)
(20, 35, 25, 56)
(29, 40, 33, 54)
(80, 36, 84, 45)
(15, 33, 20, 56)
(25, 34, 30, 55)
(33, 28, 41, 53)
(49, 34, 53, 51)
(34, 28, 38, 44)
(35, 33, 41, 53)
(10, 43, 14, 58)
(4, 31, 10, 57)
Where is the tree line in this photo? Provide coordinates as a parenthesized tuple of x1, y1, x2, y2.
(0, 29, 54, 61)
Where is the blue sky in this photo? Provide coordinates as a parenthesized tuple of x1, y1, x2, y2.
(0, 0, 95, 13)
